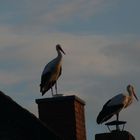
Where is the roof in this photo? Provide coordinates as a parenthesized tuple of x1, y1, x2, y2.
(0, 91, 62, 140)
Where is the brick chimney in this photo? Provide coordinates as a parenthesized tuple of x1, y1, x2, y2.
(36, 95, 86, 140)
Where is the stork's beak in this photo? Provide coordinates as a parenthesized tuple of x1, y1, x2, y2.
(60, 47, 66, 55)
(132, 89, 139, 101)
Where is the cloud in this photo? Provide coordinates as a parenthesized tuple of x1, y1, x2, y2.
(39, 0, 111, 23)
(0, 71, 21, 86)
(1, 27, 140, 89)
(0, 0, 116, 33)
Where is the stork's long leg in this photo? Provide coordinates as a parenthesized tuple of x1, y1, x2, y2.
(116, 113, 120, 130)
(55, 81, 58, 95)
(51, 87, 54, 96)
(116, 113, 119, 121)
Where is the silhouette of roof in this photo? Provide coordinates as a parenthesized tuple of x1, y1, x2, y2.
(0, 91, 62, 140)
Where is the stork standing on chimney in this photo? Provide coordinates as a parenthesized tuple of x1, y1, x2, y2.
(40, 44, 65, 96)
(97, 85, 138, 125)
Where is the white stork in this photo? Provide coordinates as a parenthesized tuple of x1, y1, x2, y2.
(97, 85, 138, 125)
(40, 44, 65, 96)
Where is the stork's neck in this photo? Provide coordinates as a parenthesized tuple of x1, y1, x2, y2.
(128, 90, 133, 98)
(57, 49, 63, 60)
(124, 90, 133, 108)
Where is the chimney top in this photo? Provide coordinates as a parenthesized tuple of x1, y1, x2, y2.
(36, 95, 85, 105)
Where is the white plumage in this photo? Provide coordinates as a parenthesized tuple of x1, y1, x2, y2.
(97, 85, 138, 124)
(40, 44, 65, 96)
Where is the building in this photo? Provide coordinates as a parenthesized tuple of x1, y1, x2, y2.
(0, 91, 62, 140)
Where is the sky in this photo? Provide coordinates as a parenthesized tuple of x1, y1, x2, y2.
(0, 0, 140, 139)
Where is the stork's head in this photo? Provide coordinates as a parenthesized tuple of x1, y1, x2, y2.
(127, 84, 139, 101)
(56, 44, 66, 55)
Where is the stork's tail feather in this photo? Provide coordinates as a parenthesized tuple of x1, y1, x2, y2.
(40, 84, 49, 96)
(40, 81, 56, 96)
(40, 84, 42, 92)
(41, 91, 46, 96)
(96, 104, 123, 124)
(96, 110, 113, 124)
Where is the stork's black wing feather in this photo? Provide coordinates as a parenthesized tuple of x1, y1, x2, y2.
(96, 99, 123, 124)
(40, 70, 56, 94)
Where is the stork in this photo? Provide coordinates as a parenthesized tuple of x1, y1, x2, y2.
(96, 85, 138, 127)
(40, 44, 65, 96)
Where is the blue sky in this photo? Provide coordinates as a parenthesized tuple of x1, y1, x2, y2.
(0, 0, 140, 140)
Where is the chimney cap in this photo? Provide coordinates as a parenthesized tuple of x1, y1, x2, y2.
(36, 95, 85, 105)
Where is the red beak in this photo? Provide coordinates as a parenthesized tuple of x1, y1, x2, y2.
(132, 89, 139, 101)
(60, 47, 66, 55)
